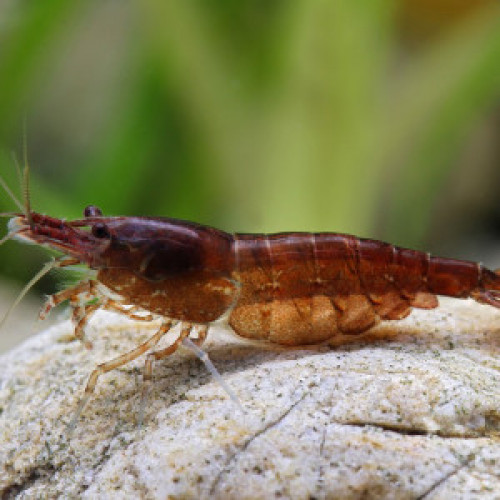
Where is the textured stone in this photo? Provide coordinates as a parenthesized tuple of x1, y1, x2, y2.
(0, 284, 49, 353)
(0, 297, 499, 498)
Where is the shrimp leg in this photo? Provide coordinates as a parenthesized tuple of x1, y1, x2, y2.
(67, 319, 175, 432)
(39, 279, 93, 320)
(139, 322, 192, 424)
(104, 300, 155, 322)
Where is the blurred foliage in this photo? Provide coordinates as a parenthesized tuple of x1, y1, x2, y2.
(0, 0, 499, 294)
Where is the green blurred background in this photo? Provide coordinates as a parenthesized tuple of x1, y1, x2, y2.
(0, 0, 500, 349)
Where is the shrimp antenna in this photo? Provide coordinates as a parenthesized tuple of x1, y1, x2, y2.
(0, 173, 24, 213)
(11, 151, 23, 195)
(0, 228, 23, 247)
(0, 212, 22, 218)
(0, 258, 60, 328)
(22, 120, 33, 227)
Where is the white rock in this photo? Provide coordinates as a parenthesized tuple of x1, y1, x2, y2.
(0, 298, 499, 498)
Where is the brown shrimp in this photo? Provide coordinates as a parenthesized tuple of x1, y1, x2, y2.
(3, 201, 500, 428)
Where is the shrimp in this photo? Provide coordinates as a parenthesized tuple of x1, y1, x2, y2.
(2, 178, 500, 429)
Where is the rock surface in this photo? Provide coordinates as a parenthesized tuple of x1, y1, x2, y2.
(0, 282, 49, 353)
(0, 298, 499, 499)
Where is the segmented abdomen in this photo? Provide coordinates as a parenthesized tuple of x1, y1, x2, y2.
(228, 232, 483, 345)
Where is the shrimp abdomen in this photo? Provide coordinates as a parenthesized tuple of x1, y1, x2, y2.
(229, 232, 497, 346)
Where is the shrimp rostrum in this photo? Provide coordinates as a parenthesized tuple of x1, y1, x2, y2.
(4, 202, 500, 426)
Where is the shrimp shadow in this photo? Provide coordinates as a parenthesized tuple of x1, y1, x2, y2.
(84, 312, 499, 434)
(200, 314, 500, 376)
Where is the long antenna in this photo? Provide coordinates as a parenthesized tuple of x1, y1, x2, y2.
(0, 258, 61, 329)
(0, 228, 23, 246)
(0, 173, 24, 213)
(22, 118, 33, 227)
(11, 150, 23, 195)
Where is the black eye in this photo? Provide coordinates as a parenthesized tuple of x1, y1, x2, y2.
(92, 223, 110, 239)
(84, 205, 103, 217)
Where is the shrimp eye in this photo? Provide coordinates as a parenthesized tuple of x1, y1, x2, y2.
(92, 223, 110, 239)
(84, 205, 103, 217)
